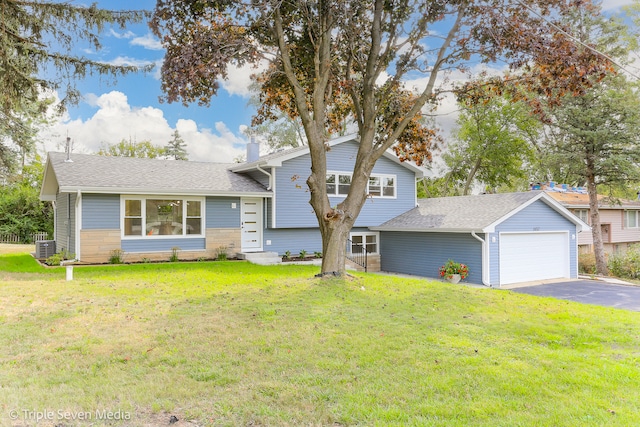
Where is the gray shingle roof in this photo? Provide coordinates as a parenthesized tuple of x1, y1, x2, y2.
(46, 152, 270, 195)
(373, 191, 545, 232)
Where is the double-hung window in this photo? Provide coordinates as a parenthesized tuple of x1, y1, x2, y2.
(575, 209, 589, 224)
(326, 172, 352, 196)
(350, 232, 379, 254)
(122, 196, 204, 237)
(326, 171, 396, 198)
(624, 210, 639, 229)
(368, 175, 395, 198)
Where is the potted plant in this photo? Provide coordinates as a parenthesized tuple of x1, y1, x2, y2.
(439, 259, 469, 284)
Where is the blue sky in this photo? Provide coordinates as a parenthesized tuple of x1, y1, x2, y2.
(39, 0, 634, 163)
(41, 0, 259, 163)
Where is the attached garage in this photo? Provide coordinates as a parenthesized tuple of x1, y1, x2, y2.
(499, 232, 569, 285)
(372, 191, 589, 287)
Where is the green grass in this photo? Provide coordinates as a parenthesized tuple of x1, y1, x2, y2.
(0, 252, 639, 426)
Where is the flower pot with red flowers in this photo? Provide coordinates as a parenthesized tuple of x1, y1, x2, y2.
(438, 259, 469, 284)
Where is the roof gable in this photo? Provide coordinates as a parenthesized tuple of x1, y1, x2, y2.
(40, 152, 271, 199)
(372, 191, 588, 233)
(229, 133, 425, 177)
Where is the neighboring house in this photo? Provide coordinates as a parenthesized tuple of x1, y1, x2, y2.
(371, 191, 589, 287)
(546, 190, 640, 254)
(39, 134, 423, 266)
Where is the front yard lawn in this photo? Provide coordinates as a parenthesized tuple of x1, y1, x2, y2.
(1, 251, 639, 426)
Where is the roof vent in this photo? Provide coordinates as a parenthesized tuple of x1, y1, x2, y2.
(64, 136, 74, 162)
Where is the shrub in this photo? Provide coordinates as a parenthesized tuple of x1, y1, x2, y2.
(608, 244, 640, 279)
(109, 249, 124, 264)
(578, 252, 596, 275)
(45, 249, 74, 266)
(283, 250, 291, 260)
(299, 249, 307, 259)
(314, 251, 322, 258)
(170, 247, 181, 262)
(216, 246, 228, 261)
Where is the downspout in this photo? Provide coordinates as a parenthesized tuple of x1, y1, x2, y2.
(74, 190, 81, 261)
(471, 231, 491, 287)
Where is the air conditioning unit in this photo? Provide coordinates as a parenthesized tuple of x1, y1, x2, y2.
(36, 240, 56, 259)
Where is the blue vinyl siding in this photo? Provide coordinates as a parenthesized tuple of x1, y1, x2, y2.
(122, 238, 205, 253)
(273, 141, 417, 228)
(206, 197, 241, 228)
(380, 231, 483, 284)
(263, 228, 323, 255)
(82, 194, 120, 229)
(489, 200, 578, 284)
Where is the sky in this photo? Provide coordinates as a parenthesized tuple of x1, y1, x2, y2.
(38, 0, 636, 164)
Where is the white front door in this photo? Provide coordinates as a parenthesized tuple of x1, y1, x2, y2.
(241, 198, 263, 252)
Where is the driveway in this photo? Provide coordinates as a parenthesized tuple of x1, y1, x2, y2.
(509, 280, 640, 312)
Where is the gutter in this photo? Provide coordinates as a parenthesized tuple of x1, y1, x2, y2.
(471, 231, 491, 287)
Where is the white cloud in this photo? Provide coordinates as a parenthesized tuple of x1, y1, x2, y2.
(131, 33, 164, 51)
(600, 0, 634, 11)
(109, 29, 135, 39)
(219, 60, 268, 97)
(39, 91, 246, 163)
(106, 56, 154, 68)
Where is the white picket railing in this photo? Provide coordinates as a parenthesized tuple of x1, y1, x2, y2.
(0, 232, 50, 244)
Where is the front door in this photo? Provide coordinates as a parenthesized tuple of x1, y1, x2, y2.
(241, 198, 263, 252)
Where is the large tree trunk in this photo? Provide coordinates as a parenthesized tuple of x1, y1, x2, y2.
(585, 159, 608, 276)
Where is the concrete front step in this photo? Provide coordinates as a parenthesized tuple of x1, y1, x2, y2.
(238, 251, 282, 265)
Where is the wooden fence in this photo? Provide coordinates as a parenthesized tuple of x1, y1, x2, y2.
(0, 232, 50, 244)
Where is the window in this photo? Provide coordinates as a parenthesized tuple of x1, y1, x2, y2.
(625, 210, 639, 228)
(327, 171, 396, 198)
(122, 196, 204, 238)
(350, 232, 379, 254)
(326, 173, 352, 196)
(124, 200, 142, 236)
(575, 209, 589, 224)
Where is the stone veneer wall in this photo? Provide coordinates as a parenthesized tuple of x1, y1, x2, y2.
(79, 229, 121, 264)
(79, 228, 241, 264)
(346, 254, 381, 272)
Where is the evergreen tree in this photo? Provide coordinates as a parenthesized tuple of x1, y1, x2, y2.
(0, 1, 149, 172)
(165, 130, 188, 160)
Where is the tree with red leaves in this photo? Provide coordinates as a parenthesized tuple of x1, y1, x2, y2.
(151, 0, 612, 276)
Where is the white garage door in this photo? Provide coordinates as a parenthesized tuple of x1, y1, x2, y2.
(499, 232, 570, 285)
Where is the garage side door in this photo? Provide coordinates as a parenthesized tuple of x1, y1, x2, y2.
(499, 232, 569, 285)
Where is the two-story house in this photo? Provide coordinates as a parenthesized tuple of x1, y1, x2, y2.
(546, 190, 640, 254)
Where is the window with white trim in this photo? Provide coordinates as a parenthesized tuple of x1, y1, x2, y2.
(575, 209, 589, 224)
(624, 210, 639, 229)
(326, 171, 396, 198)
(122, 196, 204, 238)
(350, 232, 379, 254)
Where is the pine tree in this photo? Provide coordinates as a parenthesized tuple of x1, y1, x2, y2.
(165, 130, 188, 161)
(0, 1, 149, 171)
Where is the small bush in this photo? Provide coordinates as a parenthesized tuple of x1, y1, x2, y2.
(109, 249, 124, 264)
(578, 252, 596, 275)
(314, 251, 322, 258)
(299, 249, 307, 259)
(608, 244, 640, 279)
(283, 250, 291, 260)
(170, 247, 180, 262)
(45, 250, 74, 266)
(216, 246, 228, 261)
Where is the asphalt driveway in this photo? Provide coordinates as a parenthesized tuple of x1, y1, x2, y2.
(510, 280, 640, 312)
